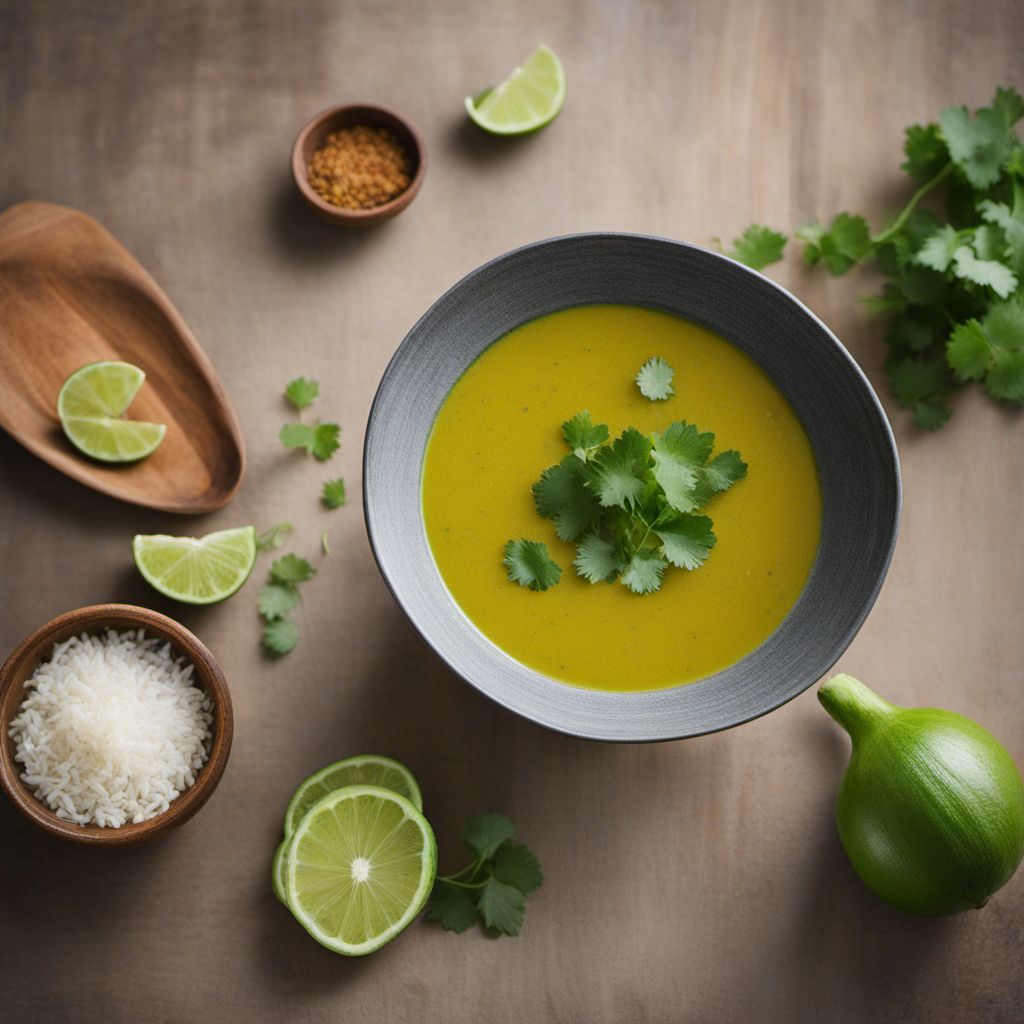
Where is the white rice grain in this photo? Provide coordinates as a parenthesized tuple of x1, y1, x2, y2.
(8, 629, 213, 828)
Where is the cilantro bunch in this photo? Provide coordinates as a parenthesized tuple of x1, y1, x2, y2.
(727, 86, 1024, 428)
(427, 813, 542, 937)
(505, 410, 746, 595)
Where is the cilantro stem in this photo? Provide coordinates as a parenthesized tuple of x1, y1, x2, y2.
(439, 856, 484, 883)
(872, 162, 953, 247)
(438, 876, 491, 890)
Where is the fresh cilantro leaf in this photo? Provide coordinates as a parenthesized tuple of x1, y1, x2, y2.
(621, 551, 667, 595)
(902, 122, 948, 181)
(270, 553, 316, 585)
(321, 478, 347, 509)
(938, 90, 1023, 190)
(258, 583, 298, 620)
(310, 422, 341, 461)
(588, 428, 651, 509)
(973, 224, 1008, 262)
(650, 421, 713, 513)
(263, 617, 299, 655)
(426, 881, 478, 933)
(280, 421, 341, 460)
(573, 532, 622, 584)
(533, 456, 601, 541)
(255, 522, 293, 552)
(462, 813, 517, 861)
(979, 194, 1024, 274)
(797, 213, 872, 274)
(985, 349, 1024, 402)
(947, 297, 1024, 403)
(951, 246, 1018, 298)
(636, 357, 675, 401)
(947, 319, 992, 380)
(703, 450, 748, 495)
(285, 376, 319, 410)
(916, 225, 962, 272)
(503, 540, 562, 591)
(280, 422, 314, 450)
(561, 409, 609, 461)
(655, 514, 716, 571)
(888, 356, 950, 405)
(479, 877, 526, 936)
(914, 400, 952, 430)
(725, 224, 788, 270)
(492, 842, 543, 894)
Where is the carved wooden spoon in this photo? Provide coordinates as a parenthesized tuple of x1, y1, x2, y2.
(0, 202, 244, 513)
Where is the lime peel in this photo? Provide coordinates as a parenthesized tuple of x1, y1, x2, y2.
(465, 44, 566, 136)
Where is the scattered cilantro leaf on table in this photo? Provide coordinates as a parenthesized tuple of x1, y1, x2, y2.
(270, 553, 316, 585)
(726, 85, 1024, 427)
(723, 224, 789, 270)
(263, 618, 300, 655)
(255, 521, 293, 552)
(279, 421, 341, 461)
(258, 583, 299, 620)
(258, 554, 316, 655)
(321, 478, 347, 509)
(284, 376, 320, 411)
(635, 356, 675, 401)
(503, 539, 562, 591)
(427, 814, 542, 938)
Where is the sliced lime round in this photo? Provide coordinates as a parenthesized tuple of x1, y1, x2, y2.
(285, 785, 437, 956)
(132, 526, 256, 604)
(284, 755, 423, 836)
(272, 838, 290, 905)
(57, 360, 166, 462)
(465, 44, 566, 135)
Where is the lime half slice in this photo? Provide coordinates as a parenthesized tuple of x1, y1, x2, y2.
(284, 755, 423, 836)
(465, 44, 566, 135)
(285, 785, 437, 956)
(272, 838, 290, 905)
(133, 526, 257, 604)
(57, 360, 166, 462)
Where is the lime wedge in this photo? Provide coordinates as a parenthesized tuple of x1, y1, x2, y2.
(132, 526, 257, 604)
(284, 755, 423, 836)
(57, 360, 166, 462)
(286, 785, 437, 956)
(272, 838, 290, 905)
(465, 44, 566, 135)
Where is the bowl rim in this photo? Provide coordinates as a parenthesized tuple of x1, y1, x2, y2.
(291, 101, 427, 224)
(363, 231, 901, 742)
(0, 603, 233, 844)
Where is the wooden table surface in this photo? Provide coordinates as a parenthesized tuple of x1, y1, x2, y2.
(2, 1, 1022, 1021)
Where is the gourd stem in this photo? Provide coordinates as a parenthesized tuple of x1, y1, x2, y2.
(818, 674, 895, 740)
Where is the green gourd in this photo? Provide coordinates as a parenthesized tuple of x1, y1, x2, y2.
(818, 674, 1024, 916)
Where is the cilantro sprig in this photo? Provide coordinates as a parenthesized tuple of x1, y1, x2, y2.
(427, 813, 542, 937)
(259, 553, 316, 655)
(506, 410, 746, 596)
(728, 86, 1024, 428)
(280, 377, 342, 460)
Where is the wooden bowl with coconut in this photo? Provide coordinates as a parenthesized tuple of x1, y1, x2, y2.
(0, 604, 232, 846)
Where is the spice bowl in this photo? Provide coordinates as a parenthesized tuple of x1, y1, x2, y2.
(292, 103, 426, 226)
(0, 604, 233, 846)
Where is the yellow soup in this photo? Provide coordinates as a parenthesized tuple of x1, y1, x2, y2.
(422, 305, 821, 692)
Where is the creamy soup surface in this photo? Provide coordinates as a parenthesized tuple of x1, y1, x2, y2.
(422, 304, 822, 692)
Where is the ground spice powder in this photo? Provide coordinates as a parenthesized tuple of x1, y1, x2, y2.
(307, 126, 412, 209)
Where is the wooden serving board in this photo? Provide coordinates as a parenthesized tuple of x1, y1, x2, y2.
(0, 202, 244, 513)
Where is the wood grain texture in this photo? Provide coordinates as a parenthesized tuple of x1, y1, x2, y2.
(0, 1, 1021, 1021)
(0, 201, 245, 512)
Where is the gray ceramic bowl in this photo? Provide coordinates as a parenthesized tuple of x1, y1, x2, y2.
(364, 233, 900, 741)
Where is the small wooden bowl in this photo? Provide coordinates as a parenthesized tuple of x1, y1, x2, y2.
(292, 103, 426, 226)
(0, 604, 233, 846)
